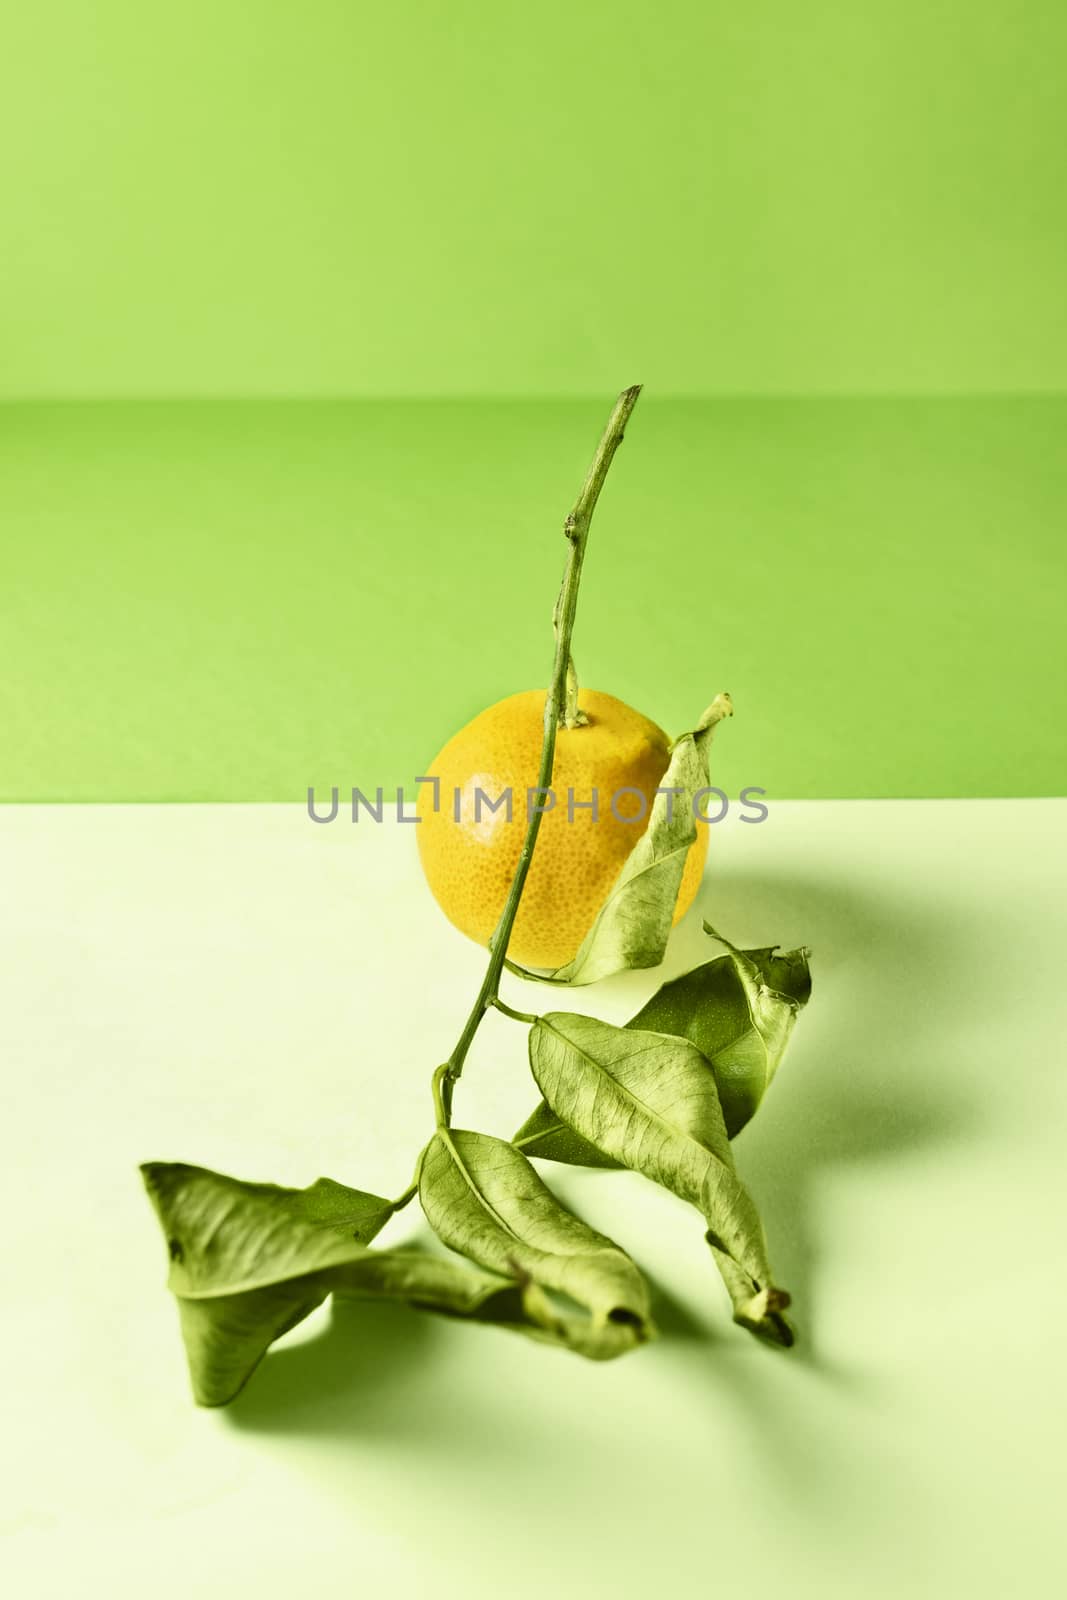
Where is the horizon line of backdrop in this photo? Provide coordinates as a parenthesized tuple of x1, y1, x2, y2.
(2, 2, 1066, 397)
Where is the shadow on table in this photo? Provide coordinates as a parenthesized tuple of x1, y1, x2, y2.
(228, 831, 983, 1492)
(225, 1294, 467, 1439)
(686, 849, 982, 1358)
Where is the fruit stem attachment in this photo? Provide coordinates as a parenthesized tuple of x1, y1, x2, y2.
(562, 656, 589, 729)
(433, 384, 642, 1124)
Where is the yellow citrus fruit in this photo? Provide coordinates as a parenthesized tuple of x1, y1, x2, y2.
(416, 688, 708, 969)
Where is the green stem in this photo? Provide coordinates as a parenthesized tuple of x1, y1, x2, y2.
(434, 385, 642, 1126)
(432, 1063, 452, 1128)
(492, 996, 538, 1025)
(388, 1145, 428, 1212)
(389, 1179, 419, 1213)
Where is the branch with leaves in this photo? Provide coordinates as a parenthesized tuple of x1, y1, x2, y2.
(143, 388, 813, 1407)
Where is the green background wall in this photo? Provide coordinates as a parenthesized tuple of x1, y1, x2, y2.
(2, 5, 1064, 800)
(3, 1, 1065, 397)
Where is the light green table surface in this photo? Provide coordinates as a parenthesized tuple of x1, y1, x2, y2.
(2, 798, 1064, 1597)
(3, 396, 1065, 802)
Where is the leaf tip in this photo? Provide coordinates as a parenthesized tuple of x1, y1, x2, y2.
(139, 1160, 172, 1212)
(737, 1286, 795, 1348)
(696, 692, 734, 731)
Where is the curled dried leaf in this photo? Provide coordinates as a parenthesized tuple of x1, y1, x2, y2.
(526, 1013, 792, 1345)
(143, 1162, 573, 1405)
(508, 696, 733, 986)
(418, 1128, 654, 1359)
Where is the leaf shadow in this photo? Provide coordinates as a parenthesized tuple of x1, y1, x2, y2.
(226, 1296, 475, 1440)
(227, 825, 982, 1464)
(642, 1271, 724, 1343)
(682, 851, 984, 1359)
(231, 1279, 889, 1516)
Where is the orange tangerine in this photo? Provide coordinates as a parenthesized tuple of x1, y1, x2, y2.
(416, 688, 707, 969)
